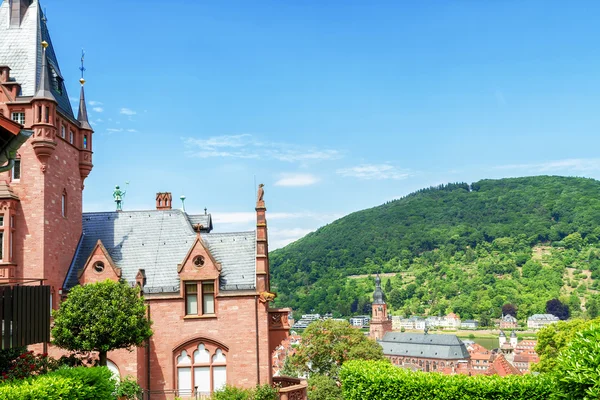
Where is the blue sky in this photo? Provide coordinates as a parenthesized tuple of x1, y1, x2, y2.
(44, 0, 600, 248)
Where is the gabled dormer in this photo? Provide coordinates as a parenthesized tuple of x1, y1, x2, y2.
(178, 235, 221, 318)
(78, 240, 121, 285)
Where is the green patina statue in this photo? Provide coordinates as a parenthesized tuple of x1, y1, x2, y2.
(113, 183, 128, 211)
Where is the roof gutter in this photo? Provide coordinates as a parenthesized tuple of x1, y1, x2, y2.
(0, 129, 32, 172)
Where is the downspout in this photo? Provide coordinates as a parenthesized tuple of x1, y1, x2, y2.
(146, 304, 151, 400)
(255, 295, 260, 384)
(0, 154, 15, 173)
(0, 129, 33, 172)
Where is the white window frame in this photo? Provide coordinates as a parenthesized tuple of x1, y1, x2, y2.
(11, 112, 25, 126)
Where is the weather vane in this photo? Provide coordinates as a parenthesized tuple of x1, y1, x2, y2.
(79, 49, 86, 81)
(113, 182, 130, 211)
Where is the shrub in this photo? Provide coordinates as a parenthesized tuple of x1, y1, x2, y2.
(0, 366, 116, 399)
(1, 351, 59, 380)
(0, 347, 26, 374)
(554, 323, 600, 399)
(115, 375, 143, 399)
(212, 384, 277, 400)
(307, 374, 342, 400)
(340, 360, 554, 400)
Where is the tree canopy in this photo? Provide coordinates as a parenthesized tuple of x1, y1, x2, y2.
(285, 319, 385, 378)
(270, 176, 600, 318)
(52, 280, 153, 366)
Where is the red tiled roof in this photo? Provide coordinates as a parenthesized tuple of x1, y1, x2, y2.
(484, 354, 522, 377)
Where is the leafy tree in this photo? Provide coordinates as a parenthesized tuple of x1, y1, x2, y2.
(285, 319, 385, 378)
(502, 303, 518, 318)
(52, 280, 153, 366)
(546, 298, 570, 320)
(532, 318, 594, 373)
(555, 323, 600, 399)
(562, 232, 583, 250)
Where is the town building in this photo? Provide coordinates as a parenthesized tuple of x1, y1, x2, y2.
(0, 2, 302, 398)
(527, 314, 559, 329)
(380, 331, 471, 373)
(460, 319, 479, 329)
(426, 313, 462, 329)
(499, 314, 518, 329)
(349, 315, 370, 327)
(392, 316, 426, 331)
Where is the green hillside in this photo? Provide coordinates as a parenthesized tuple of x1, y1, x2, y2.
(269, 176, 600, 320)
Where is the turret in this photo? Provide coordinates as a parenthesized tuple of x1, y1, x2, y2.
(499, 330, 506, 347)
(77, 77, 93, 184)
(510, 330, 518, 348)
(30, 41, 57, 172)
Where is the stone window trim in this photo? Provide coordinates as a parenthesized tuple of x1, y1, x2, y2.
(0, 204, 16, 264)
(10, 111, 25, 126)
(173, 338, 228, 396)
(184, 279, 217, 317)
(11, 156, 21, 183)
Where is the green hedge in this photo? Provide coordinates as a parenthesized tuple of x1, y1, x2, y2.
(0, 366, 116, 399)
(340, 360, 554, 400)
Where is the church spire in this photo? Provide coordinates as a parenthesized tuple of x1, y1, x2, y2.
(373, 273, 385, 305)
(34, 41, 56, 102)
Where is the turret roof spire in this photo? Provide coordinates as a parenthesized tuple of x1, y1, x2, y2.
(77, 81, 92, 130)
(33, 41, 56, 102)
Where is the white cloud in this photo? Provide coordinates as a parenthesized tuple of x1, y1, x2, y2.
(127, 129, 138, 133)
(120, 108, 137, 116)
(269, 227, 315, 249)
(106, 128, 123, 133)
(184, 134, 341, 163)
(92, 107, 104, 113)
(274, 173, 319, 187)
(495, 158, 600, 173)
(336, 164, 411, 180)
(89, 101, 103, 106)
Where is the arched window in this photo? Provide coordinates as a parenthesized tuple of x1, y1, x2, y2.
(175, 341, 227, 396)
(106, 360, 120, 381)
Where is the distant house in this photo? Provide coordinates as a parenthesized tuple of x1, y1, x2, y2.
(392, 316, 426, 331)
(527, 314, 559, 329)
(426, 313, 461, 329)
(461, 320, 479, 329)
(349, 315, 370, 327)
(499, 314, 518, 329)
(380, 332, 470, 373)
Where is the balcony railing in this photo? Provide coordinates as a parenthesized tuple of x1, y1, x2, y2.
(274, 376, 308, 400)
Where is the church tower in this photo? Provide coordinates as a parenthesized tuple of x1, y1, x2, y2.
(369, 274, 392, 340)
(0, 0, 93, 308)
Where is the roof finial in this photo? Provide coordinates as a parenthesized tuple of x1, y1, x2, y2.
(180, 195, 186, 212)
(204, 207, 207, 215)
(79, 49, 86, 85)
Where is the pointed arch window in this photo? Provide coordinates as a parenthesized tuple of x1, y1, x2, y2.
(175, 342, 227, 397)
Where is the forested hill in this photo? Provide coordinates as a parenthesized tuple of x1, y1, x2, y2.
(270, 176, 600, 318)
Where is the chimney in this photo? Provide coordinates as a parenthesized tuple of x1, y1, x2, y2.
(156, 192, 172, 210)
(9, 0, 32, 27)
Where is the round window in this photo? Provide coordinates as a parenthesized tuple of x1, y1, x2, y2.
(193, 255, 205, 267)
(93, 262, 105, 273)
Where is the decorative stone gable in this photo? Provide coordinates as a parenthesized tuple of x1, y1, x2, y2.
(78, 240, 121, 285)
(177, 235, 221, 281)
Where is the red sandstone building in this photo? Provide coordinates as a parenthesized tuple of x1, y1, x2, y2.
(0, 1, 301, 398)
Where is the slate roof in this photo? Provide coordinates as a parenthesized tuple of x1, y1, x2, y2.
(0, 1, 74, 118)
(380, 332, 470, 360)
(63, 210, 256, 293)
(528, 314, 559, 321)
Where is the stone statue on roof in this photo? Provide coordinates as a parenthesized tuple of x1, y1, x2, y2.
(256, 183, 265, 208)
(113, 183, 128, 211)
